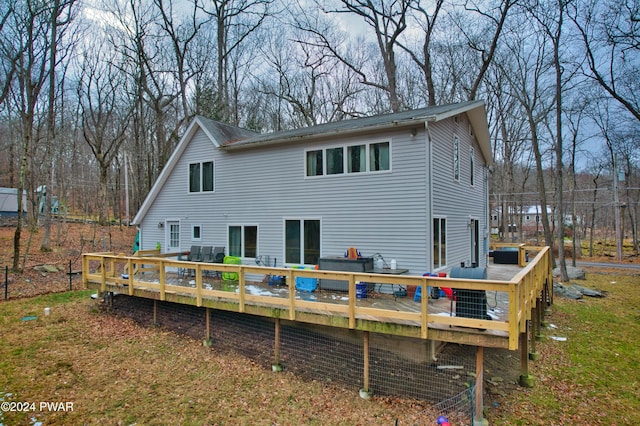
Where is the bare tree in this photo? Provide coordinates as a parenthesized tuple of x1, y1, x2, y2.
(527, 0, 571, 281)
(201, 0, 273, 122)
(455, 0, 520, 100)
(569, 0, 640, 122)
(0, 3, 19, 106)
(257, 9, 363, 128)
(40, 0, 79, 252)
(397, 0, 444, 106)
(153, 0, 210, 121)
(309, 0, 415, 113)
(498, 16, 557, 258)
(4, 0, 77, 271)
(77, 40, 134, 225)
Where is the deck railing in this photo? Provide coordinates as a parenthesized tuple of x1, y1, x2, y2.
(82, 247, 551, 350)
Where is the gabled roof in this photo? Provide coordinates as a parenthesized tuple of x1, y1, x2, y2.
(222, 101, 490, 159)
(133, 101, 492, 225)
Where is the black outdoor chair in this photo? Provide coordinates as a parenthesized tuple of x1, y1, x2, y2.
(186, 245, 202, 277)
(208, 246, 225, 277)
(200, 246, 213, 276)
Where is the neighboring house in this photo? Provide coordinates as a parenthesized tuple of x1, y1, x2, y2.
(133, 100, 492, 275)
(491, 205, 578, 237)
(0, 187, 27, 217)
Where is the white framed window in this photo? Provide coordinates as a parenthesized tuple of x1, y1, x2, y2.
(305, 141, 391, 177)
(470, 147, 475, 186)
(453, 136, 460, 181)
(189, 161, 214, 192)
(192, 225, 202, 242)
(306, 150, 323, 176)
(347, 144, 366, 173)
(433, 217, 447, 270)
(326, 147, 344, 175)
(370, 141, 390, 171)
(228, 225, 258, 258)
(285, 218, 321, 265)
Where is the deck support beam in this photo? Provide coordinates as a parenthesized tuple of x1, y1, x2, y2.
(359, 331, 372, 399)
(518, 324, 534, 388)
(272, 318, 283, 372)
(473, 346, 487, 426)
(530, 300, 540, 360)
(203, 307, 213, 347)
(153, 299, 158, 326)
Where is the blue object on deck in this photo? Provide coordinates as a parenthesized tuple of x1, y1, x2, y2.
(293, 265, 318, 292)
(356, 282, 368, 299)
(414, 285, 422, 302)
(416, 273, 439, 302)
(295, 277, 317, 292)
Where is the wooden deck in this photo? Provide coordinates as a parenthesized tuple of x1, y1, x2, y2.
(82, 247, 551, 351)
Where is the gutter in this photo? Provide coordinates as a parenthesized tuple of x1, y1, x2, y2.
(222, 117, 438, 151)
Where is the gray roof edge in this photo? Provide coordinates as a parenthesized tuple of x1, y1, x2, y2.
(223, 100, 484, 150)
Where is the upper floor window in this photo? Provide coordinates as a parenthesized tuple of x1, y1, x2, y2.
(326, 147, 344, 175)
(348, 145, 365, 173)
(453, 136, 460, 181)
(370, 142, 390, 171)
(189, 161, 214, 192)
(305, 141, 391, 177)
(306, 150, 323, 176)
(470, 147, 475, 186)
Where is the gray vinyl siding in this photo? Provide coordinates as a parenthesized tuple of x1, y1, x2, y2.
(140, 115, 488, 277)
(430, 115, 488, 270)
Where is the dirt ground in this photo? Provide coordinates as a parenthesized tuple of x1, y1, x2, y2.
(0, 221, 523, 408)
(1, 220, 635, 411)
(0, 219, 137, 299)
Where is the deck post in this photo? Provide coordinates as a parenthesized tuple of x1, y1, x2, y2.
(473, 346, 487, 426)
(518, 324, 534, 387)
(153, 299, 158, 326)
(272, 318, 283, 372)
(359, 331, 372, 399)
(529, 303, 540, 361)
(203, 307, 212, 347)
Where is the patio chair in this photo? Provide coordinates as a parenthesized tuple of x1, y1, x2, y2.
(186, 245, 202, 277)
(200, 246, 213, 276)
(188, 245, 202, 262)
(212, 246, 225, 263)
(200, 246, 213, 261)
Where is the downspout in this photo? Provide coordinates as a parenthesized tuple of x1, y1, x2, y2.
(425, 121, 434, 272)
(484, 165, 490, 268)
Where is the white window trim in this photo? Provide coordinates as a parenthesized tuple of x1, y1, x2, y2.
(188, 160, 215, 194)
(453, 136, 460, 182)
(283, 217, 322, 266)
(191, 224, 202, 242)
(470, 146, 475, 187)
(433, 216, 447, 270)
(304, 140, 392, 178)
(227, 224, 259, 259)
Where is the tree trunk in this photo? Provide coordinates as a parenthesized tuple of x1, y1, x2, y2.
(527, 111, 555, 266)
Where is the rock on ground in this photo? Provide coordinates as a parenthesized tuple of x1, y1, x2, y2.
(553, 265, 586, 280)
(553, 282, 605, 299)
